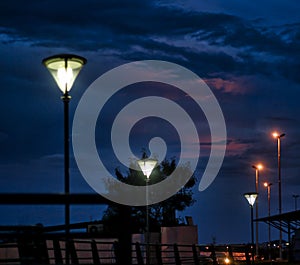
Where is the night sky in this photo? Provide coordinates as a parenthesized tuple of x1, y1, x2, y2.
(0, 1, 299, 244)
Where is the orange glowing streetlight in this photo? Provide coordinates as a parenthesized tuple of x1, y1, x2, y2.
(264, 182, 272, 260)
(252, 163, 263, 171)
(252, 163, 263, 194)
(272, 132, 285, 139)
(272, 131, 285, 259)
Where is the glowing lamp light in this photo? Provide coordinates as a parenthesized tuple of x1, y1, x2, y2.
(271, 130, 285, 258)
(244, 192, 258, 207)
(257, 164, 263, 170)
(42, 54, 87, 93)
(137, 158, 158, 179)
(252, 163, 263, 170)
(264, 182, 272, 188)
(272, 131, 285, 139)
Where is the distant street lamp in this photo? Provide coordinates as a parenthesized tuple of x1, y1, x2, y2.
(43, 54, 86, 264)
(244, 192, 258, 264)
(293, 195, 299, 211)
(137, 158, 158, 265)
(264, 182, 272, 260)
(294, 195, 299, 230)
(272, 132, 285, 259)
(252, 163, 263, 256)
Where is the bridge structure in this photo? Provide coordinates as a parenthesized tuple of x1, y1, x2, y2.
(256, 210, 300, 262)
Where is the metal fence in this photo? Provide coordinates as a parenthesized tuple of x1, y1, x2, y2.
(0, 236, 251, 265)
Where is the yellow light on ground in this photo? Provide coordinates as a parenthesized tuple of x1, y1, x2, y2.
(224, 257, 230, 264)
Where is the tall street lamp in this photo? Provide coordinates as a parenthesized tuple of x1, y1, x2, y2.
(43, 54, 86, 264)
(272, 132, 285, 259)
(264, 182, 272, 260)
(137, 158, 158, 265)
(244, 192, 258, 264)
(252, 163, 263, 256)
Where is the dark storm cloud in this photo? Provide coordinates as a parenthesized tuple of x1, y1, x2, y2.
(264, 116, 298, 123)
(0, 1, 237, 43)
(1, 0, 299, 84)
(192, 21, 300, 54)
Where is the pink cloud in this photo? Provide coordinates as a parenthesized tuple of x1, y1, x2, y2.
(226, 138, 252, 156)
(204, 75, 255, 95)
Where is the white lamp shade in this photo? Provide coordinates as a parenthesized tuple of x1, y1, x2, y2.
(43, 54, 86, 93)
(137, 158, 158, 179)
(244, 192, 258, 206)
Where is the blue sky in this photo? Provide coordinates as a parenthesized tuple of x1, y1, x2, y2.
(0, 0, 299, 244)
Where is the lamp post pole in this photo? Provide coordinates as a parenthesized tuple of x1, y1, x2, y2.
(252, 164, 263, 257)
(273, 132, 285, 259)
(264, 182, 272, 260)
(251, 204, 254, 254)
(255, 168, 259, 257)
(146, 177, 150, 265)
(62, 91, 71, 264)
(294, 195, 299, 230)
(278, 135, 282, 260)
(293, 195, 299, 211)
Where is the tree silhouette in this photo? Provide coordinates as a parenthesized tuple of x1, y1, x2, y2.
(102, 154, 197, 233)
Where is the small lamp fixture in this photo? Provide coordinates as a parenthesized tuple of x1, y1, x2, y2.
(137, 158, 158, 179)
(42, 54, 87, 94)
(244, 192, 258, 207)
(272, 132, 285, 139)
(264, 182, 272, 188)
(252, 164, 263, 170)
